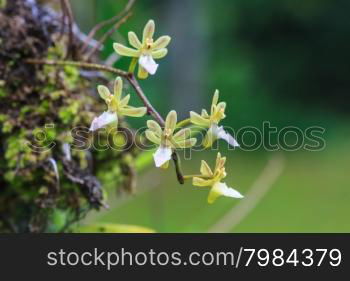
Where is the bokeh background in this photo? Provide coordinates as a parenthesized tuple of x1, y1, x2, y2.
(71, 0, 349, 232)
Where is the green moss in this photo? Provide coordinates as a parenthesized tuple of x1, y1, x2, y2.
(0, 15, 126, 232)
(37, 100, 50, 115)
(32, 126, 57, 146)
(57, 131, 74, 144)
(0, 87, 6, 98)
(5, 133, 32, 169)
(50, 90, 66, 101)
(0, 0, 6, 9)
(58, 99, 80, 124)
(4, 171, 15, 182)
(2, 120, 14, 133)
(47, 45, 65, 60)
(0, 113, 8, 122)
(20, 105, 32, 115)
(97, 162, 122, 191)
(46, 209, 68, 233)
(63, 66, 80, 90)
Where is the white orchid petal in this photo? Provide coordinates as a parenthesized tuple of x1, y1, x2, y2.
(208, 182, 244, 204)
(153, 146, 172, 168)
(139, 55, 159, 75)
(89, 112, 117, 131)
(213, 125, 240, 147)
(219, 183, 244, 199)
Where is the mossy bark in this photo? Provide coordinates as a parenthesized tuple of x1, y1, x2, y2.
(0, 0, 136, 232)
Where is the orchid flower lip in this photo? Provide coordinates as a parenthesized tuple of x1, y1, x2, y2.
(139, 55, 159, 75)
(208, 182, 244, 204)
(89, 111, 117, 132)
(219, 182, 244, 199)
(211, 124, 240, 148)
(145, 111, 196, 169)
(153, 145, 172, 168)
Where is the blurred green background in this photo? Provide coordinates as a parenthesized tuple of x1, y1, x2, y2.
(71, 0, 350, 232)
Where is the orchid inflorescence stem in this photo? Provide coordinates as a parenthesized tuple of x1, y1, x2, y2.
(25, 18, 244, 204)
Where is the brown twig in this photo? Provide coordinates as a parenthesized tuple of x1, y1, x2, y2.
(81, 0, 136, 54)
(25, 58, 185, 184)
(84, 11, 133, 61)
(126, 73, 165, 125)
(60, 0, 75, 59)
(58, 0, 67, 41)
(26, 58, 129, 76)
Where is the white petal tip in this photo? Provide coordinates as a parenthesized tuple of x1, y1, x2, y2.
(231, 140, 240, 148)
(215, 182, 244, 200)
(225, 188, 244, 199)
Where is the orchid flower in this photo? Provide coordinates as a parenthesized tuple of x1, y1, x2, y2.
(145, 110, 197, 168)
(90, 77, 147, 131)
(113, 19, 171, 79)
(190, 90, 239, 148)
(192, 153, 244, 204)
